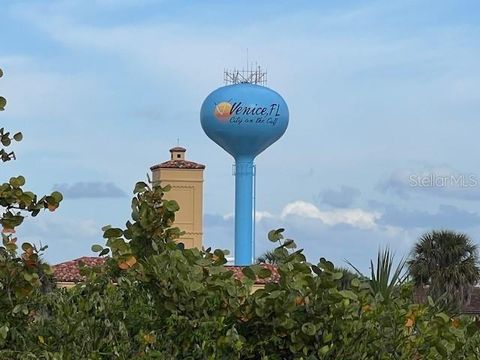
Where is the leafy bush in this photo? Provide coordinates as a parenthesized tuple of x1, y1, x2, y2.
(2, 180, 480, 359)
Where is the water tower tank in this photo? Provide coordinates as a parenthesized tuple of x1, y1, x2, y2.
(201, 72, 289, 265)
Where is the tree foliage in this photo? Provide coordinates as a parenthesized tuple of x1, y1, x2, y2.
(408, 230, 480, 311)
(2, 180, 480, 358)
(333, 266, 363, 291)
(0, 67, 63, 349)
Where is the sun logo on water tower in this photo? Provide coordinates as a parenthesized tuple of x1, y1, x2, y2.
(214, 101, 232, 121)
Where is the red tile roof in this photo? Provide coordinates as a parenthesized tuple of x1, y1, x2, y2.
(53, 257, 279, 284)
(225, 263, 280, 284)
(169, 147, 186, 152)
(150, 160, 205, 170)
(53, 256, 106, 282)
(464, 291, 480, 315)
(414, 286, 480, 315)
(150, 147, 205, 170)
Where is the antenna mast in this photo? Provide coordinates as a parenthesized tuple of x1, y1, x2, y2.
(224, 65, 267, 86)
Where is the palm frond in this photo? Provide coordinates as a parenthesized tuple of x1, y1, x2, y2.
(346, 247, 406, 302)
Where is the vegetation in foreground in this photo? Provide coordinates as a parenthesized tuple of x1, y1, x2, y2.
(3, 67, 480, 359)
(3, 182, 480, 359)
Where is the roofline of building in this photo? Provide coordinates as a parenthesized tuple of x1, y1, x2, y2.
(150, 162, 206, 170)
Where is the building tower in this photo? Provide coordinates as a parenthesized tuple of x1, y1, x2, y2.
(150, 147, 205, 249)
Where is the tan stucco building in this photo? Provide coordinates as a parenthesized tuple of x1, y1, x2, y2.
(150, 147, 205, 249)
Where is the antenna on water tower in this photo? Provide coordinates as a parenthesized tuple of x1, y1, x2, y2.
(201, 64, 289, 265)
(223, 66, 267, 86)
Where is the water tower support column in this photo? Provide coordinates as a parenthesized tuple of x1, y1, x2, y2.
(234, 156, 255, 265)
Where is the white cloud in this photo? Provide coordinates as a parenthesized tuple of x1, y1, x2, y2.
(1, 60, 111, 121)
(222, 210, 274, 223)
(17, 0, 474, 96)
(281, 201, 381, 230)
(220, 202, 381, 229)
(222, 213, 233, 221)
(255, 211, 274, 222)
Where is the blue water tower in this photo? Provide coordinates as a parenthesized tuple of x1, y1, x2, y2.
(200, 68, 289, 265)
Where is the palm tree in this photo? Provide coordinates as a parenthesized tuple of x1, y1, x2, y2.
(408, 230, 480, 311)
(256, 250, 278, 265)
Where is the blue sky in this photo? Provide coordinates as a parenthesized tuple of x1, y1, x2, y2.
(1, 0, 480, 272)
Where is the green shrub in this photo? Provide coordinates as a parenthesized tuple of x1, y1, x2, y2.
(2, 180, 480, 359)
